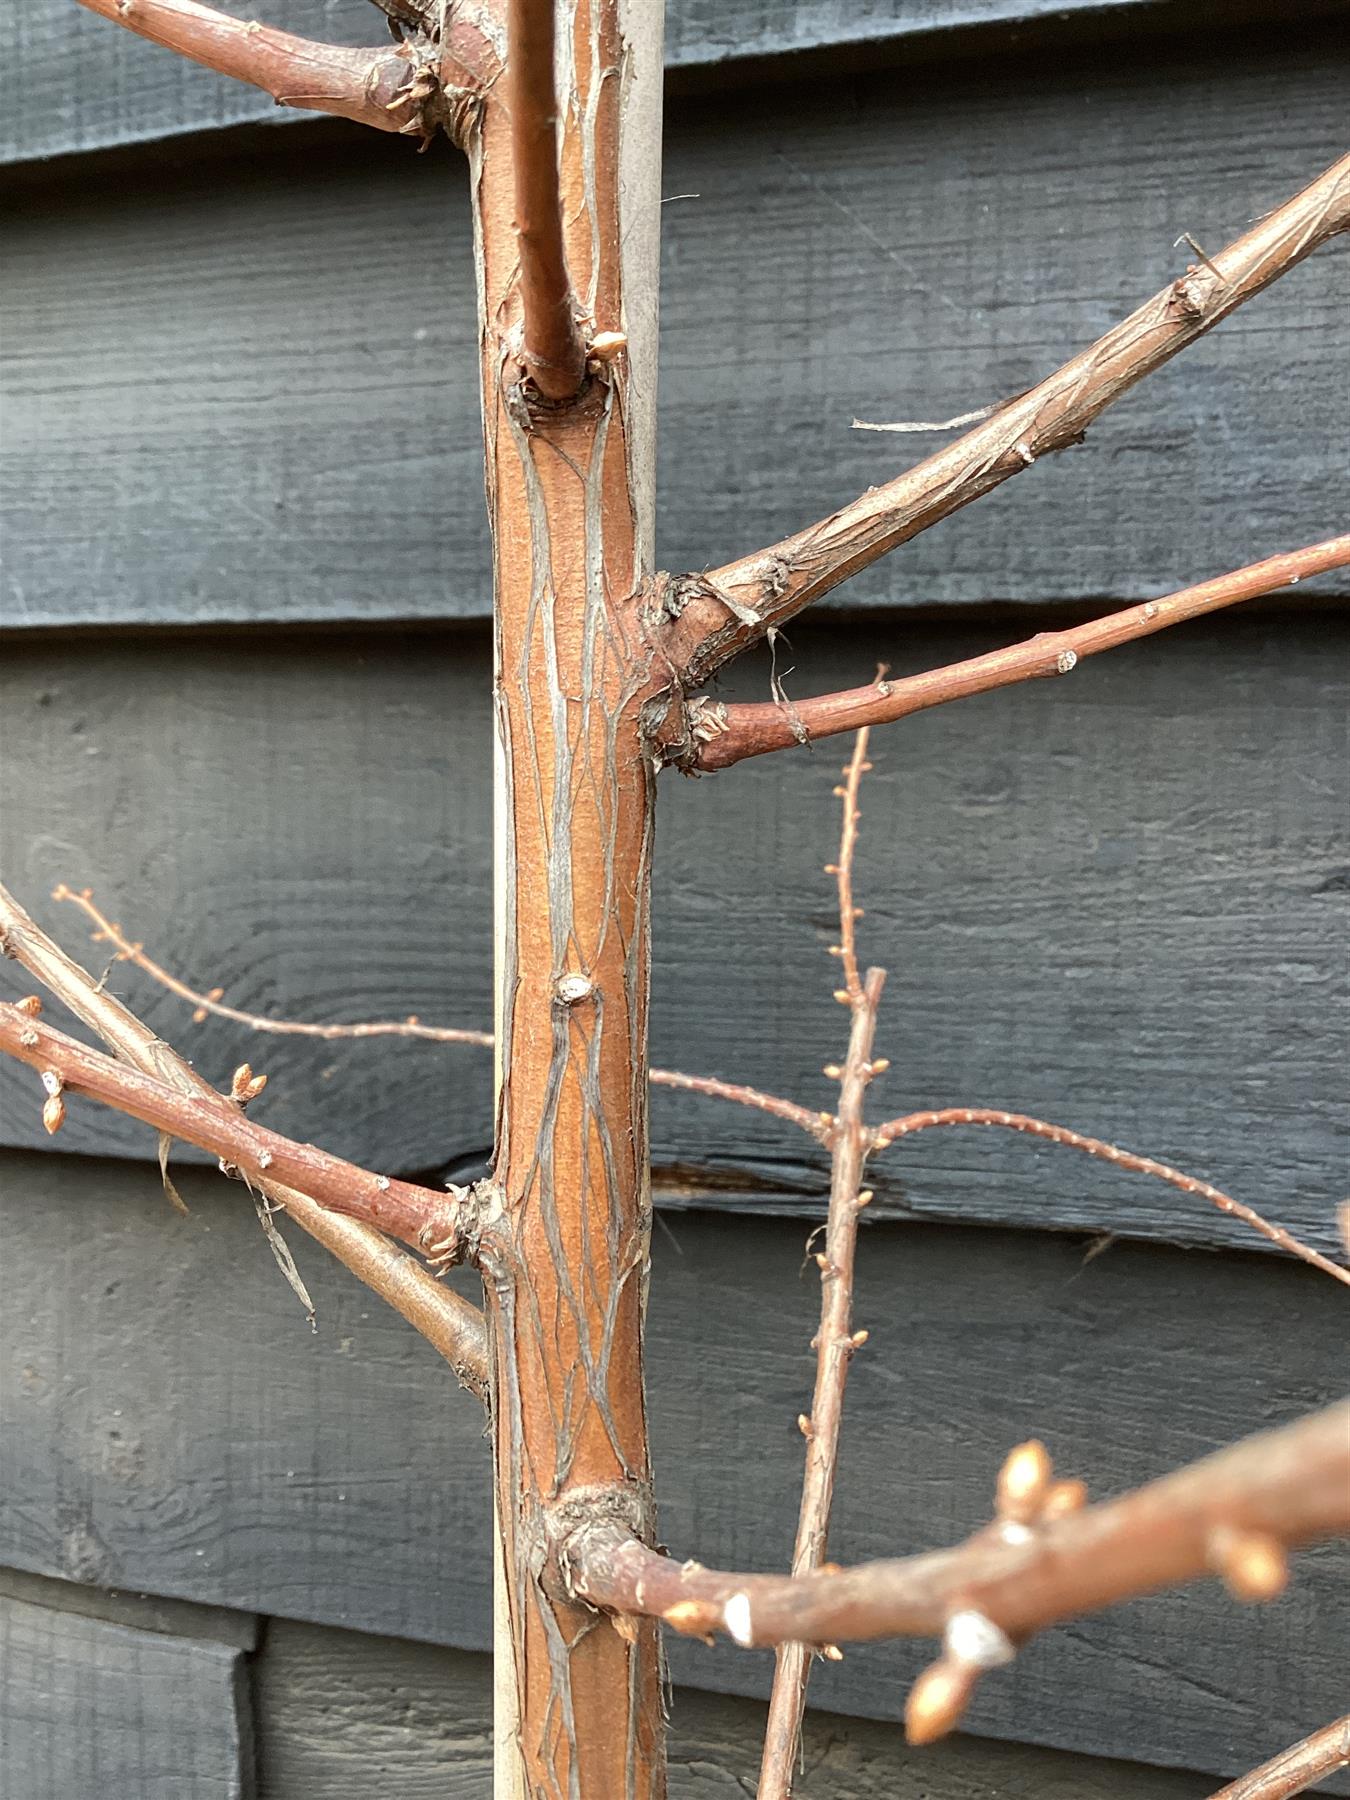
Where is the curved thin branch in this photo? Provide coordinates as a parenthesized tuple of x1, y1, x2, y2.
(1209, 1716, 1350, 1800)
(0, 1001, 467, 1262)
(2, 883, 488, 1392)
(53, 885, 493, 1046)
(872, 1107, 1350, 1288)
(657, 152, 1350, 683)
(564, 1400, 1350, 1648)
(507, 0, 587, 397)
(688, 537, 1350, 771)
(74, 0, 448, 138)
(51, 884, 826, 1134)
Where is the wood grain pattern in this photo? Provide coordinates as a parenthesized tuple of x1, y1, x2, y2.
(1, 1149, 1346, 1783)
(2, 41, 1348, 629)
(0, 0, 1245, 166)
(254, 1615, 1216, 1797)
(1, 620, 1344, 1258)
(0, 1589, 255, 1799)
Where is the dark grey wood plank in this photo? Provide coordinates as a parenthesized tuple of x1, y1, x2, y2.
(255, 1616, 1215, 1797)
(0, 1563, 258, 1650)
(0, 1590, 254, 1799)
(1, 619, 1344, 1258)
(2, 39, 1348, 629)
(0, 0, 1242, 167)
(1, 1148, 1346, 1783)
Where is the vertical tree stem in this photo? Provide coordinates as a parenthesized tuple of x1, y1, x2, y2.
(473, 0, 666, 1790)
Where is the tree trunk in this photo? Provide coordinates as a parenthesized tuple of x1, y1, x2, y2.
(470, 1, 666, 1792)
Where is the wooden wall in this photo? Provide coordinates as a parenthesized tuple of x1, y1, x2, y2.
(1, 1, 1347, 1793)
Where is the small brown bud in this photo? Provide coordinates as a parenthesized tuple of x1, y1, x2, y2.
(1210, 1528, 1288, 1603)
(869, 1058, 890, 1074)
(833, 989, 850, 1004)
(611, 1610, 640, 1645)
(43, 1093, 67, 1135)
(814, 1252, 829, 1270)
(1041, 1477, 1088, 1521)
(823, 1064, 842, 1080)
(663, 1598, 719, 1637)
(849, 1328, 869, 1348)
(797, 1413, 814, 1438)
(996, 1439, 1053, 1524)
(17, 995, 42, 1018)
(231, 1063, 254, 1100)
(821, 1643, 844, 1661)
(905, 1658, 975, 1745)
(855, 1189, 873, 1208)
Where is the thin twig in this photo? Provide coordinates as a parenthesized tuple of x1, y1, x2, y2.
(760, 734, 886, 1800)
(51, 884, 825, 1134)
(2, 884, 489, 1392)
(563, 1400, 1350, 1648)
(687, 536, 1350, 769)
(1208, 1716, 1350, 1800)
(507, 0, 587, 398)
(871, 1107, 1350, 1289)
(656, 153, 1350, 684)
(0, 1000, 468, 1255)
(73, 0, 446, 138)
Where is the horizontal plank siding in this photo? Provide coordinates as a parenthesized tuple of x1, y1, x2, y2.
(254, 1616, 1217, 1797)
(0, 1591, 254, 1798)
(1, 620, 1344, 1258)
(2, 39, 1348, 629)
(0, 0, 1258, 166)
(2, 1150, 1346, 1782)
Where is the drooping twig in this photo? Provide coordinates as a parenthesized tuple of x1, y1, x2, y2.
(51, 884, 826, 1135)
(759, 733, 887, 1800)
(656, 153, 1350, 683)
(871, 1107, 1350, 1289)
(1208, 1716, 1350, 1800)
(506, 0, 587, 398)
(1, 883, 489, 1392)
(685, 537, 1350, 770)
(0, 1001, 468, 1262)
(562, 1399, 1350, 1651)
(73, 0, 449, 140)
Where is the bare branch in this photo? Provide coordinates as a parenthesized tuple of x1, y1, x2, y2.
(685, 537, 1350, 771)
(760, 737, 886, 1798)
(872, 1106, 1350, 1288)
(74, 0, 456, 140)
(1208, 1716, 1350, 1800)
(654, 153, 1350, 683)
(0, 999, 467, 1263)
(564, 1400, 1350, 1662)
(51, 884, 826, 1134)
(54, 885, 493, 1046)
(506, 0, 587, 398)
(2, 883, 488, 1391)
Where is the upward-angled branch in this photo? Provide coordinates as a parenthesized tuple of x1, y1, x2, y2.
(0, 882, 489, 1392)
(507, 0, 587, 397)
(73, 0, 459, 140)
(1209, 1716, 1350, 1800)
(655, 152, 1350, 683)
(684, 537, 1350, 770)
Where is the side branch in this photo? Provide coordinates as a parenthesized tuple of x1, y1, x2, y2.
(760, 738, 886, 1798)
(564, 1400, 1350, 1648)
(656, 153, 1350, 682)
(1, 883, 488, 1391)
(74, 0, 453, 139)
(0, 1001, 467, 1260)
(686, 537, 1350, 770)
(507, 0, 587, 397)
(1209, 1716, 1350, 1800)
(872, 1107, 1350, 1288)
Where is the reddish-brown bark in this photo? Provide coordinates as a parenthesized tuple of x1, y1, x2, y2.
(1208, 1716, 1350, 1800)
(656, 154, 1350, 686)
(684, 536, 1350, 770)
(565, 1401, 1350, 1646)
